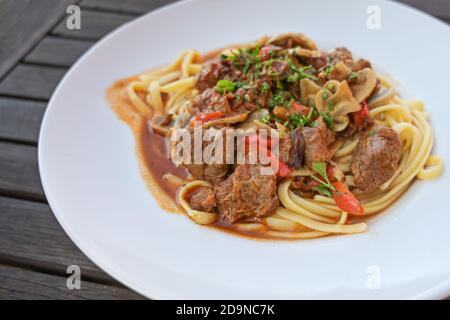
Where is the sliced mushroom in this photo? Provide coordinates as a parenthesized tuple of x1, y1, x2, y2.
(333, 115, 350, 132)
(288, 47, 322, 59)
(367, 88, 396, 109)
(300, 78, 321, 106)
(324, 61, 352, 82)
(350, 68, 377, 103)
(202, 112, 248, 128)
(238, 109, 269, 130)
(315, 80, 360, 117)
(268, 32, 317, 50)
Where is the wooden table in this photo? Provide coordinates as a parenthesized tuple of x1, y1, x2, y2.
(0, 0, 448, 300)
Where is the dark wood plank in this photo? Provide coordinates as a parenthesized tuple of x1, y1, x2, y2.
(0, 143, 44, 201)
(52, 10, 135, 40)
(80, 0, 177, 15)
(0, 0, 79, 80)
(0, 196, 119, 284)
(0, 265, 143, 299)
(0, 64, 66, 101)
(0, 98, 46, 144)
(24, 36, 94, 68)
(396, 0, 450, 19)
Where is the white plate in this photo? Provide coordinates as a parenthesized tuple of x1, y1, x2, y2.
(39, 0, 450, 299)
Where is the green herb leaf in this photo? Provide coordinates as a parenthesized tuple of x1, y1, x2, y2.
(311, 161, 335, 193)
(215, 79, 236, 93)
(287, 60, 318, 81)
(348, 71, 359, 80)
(260, 113, 271, 124)
(327, 101, 334, 111)
(323, 64, 335, 76)
(368, 129, 377, 137)
(313, 185, 333, 197)
(311, 162, 328, 182)
(321, 112, 334, 130)
(261, 82, 271, 93)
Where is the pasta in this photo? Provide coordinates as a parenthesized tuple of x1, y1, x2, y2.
(108, 33, 443, 240)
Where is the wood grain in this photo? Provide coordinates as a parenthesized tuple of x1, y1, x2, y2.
(0, 98, 46, 144)
(0, 64, 66, 101)
(0, 265, 143, 299)
(25, 36, 94, 68)
(0, 196, 119, 284)
(0, 0, 78, 80)
(0, 143, 44, 201)
(80, 0, 177, 15)
(397, 0, 450, 19)
(52, 9, 135, 40)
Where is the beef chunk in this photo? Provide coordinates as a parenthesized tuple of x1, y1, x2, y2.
(350, 126, 402, 193)
(308, 47, 372, 74)
(330, 47, 372, 71)
(290, 128, 306, 169)
(179, 128, 231, 181)
(278, 136, 293, 164)
(195, 60, 242, 92)
(191, 88, 232, 114)
(189, 186, 216, 212)
(301, 117, 336, 166)
(215, 164, 279, 223)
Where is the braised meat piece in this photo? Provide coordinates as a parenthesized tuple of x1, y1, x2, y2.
(301, 117, 336, 166)
(350, 126, 402, 193)
(330, 47, 372, 71)
(215, 164, 279, 223)
(195, 60, 242, 92)
(290, 128, 306, 169)
(189, 186, 216, 212)
(176, 128, 231, 181)
(191, 88, 232, 114)
(278, 136, 293, 164)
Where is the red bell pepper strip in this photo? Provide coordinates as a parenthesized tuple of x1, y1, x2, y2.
(190, 111, 225, 125)
(245, 134, 292, 177)
(332, 181, 365, 215)
(352, 101, 369, 126)
(291, 101, 311, 116)
(259, 45, 278, 61)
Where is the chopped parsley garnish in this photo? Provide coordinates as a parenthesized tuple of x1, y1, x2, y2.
(215, 79, 236, 93)
(261, 82, 271, 93)
(327, 101, 335, 111)
(321, 112, 334, 129)
(323, 64, 335, 76)
(268, 91, 289, 108)
(285, 107, 317, 130)
(368, 129, 377, 137)
(286, 113, 310, 129)
(287, 60, 318, 81)
(260, 113, 271, 124)
(322, 91, 329, 100)
(348, 71, 359, 80)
